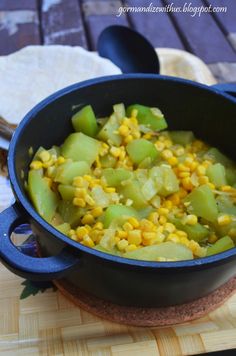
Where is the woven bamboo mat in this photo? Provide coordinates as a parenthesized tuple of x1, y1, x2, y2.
(1, 48, 236, 355)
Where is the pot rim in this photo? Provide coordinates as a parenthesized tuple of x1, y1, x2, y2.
(8, 73, 236, 269)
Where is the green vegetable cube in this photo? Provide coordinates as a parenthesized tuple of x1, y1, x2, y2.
(118, 180, 148, 209)
(169, 131, 195, 145)
(226, 167, 236, 185)
(58, 185, 76, 201)
(97, 113, 122, 146)
(205, 148, 234, 167)
(126, 139, 159, 165)
(185, 184, 218, 222)
(206, 163, 226, 187)
(124, 242, 193, 261)
(206, 236, 234, 256)
(72, 105, 98, 137)
(58, 201, 85, 227)
(61, 132, 100, 165)
(126, 104, 167, 131)
(149, 165, 179, 197)
(169, 216, 209, 242)
(100, 154, 117, 168)
(55, 161, 90, 184)
(102, 168, 133, 187)
(28, 170, 59, 222)
(55, 223, 71, 235)
(103, 205, 138, 228)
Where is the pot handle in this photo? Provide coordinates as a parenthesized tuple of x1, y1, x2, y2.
(0, 203, 80, 281)
(211, 83, 236, 98)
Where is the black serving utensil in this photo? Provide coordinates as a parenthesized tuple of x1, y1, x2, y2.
(97, 25, 160, 74)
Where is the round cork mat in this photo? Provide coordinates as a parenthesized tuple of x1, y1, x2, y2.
(54, 276, 236, 327)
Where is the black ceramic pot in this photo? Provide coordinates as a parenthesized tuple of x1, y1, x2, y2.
(1, 75, 236, 307)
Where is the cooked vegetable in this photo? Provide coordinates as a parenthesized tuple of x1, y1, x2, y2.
(72, 105, 98, 137)
(28, 102, 236, 261)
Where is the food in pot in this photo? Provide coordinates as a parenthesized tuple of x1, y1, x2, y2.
(27, 103, 236, 261)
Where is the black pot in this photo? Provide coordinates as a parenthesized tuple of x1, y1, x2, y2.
(1, 75, 236, 307)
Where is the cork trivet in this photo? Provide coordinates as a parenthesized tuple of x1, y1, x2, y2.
(53, 276, 236, 327)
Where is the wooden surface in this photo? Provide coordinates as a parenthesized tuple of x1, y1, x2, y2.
(0, 0, 236, 82)
(0, 260, 236, 355)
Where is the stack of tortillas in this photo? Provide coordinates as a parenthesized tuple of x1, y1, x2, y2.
(0, 45, 216, 149)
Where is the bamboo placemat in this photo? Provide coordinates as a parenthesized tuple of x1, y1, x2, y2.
(1, 49, 236, 355)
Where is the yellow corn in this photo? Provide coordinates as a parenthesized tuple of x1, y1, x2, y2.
(158, 207, 169, 216)
(185, 214, 198, 225)
(164, 222, 176, 233)
(73, 176, 84, 187)
(155, 141, 165, 151)
(73, 197, 86, 207)
(161, 149, 173, 160)
(110, 147, 121, 157)
(81, 214, 94, 225)
(148, 212, 159, 224)
(196, 165, 206, 176)
(208, 234, 218, 243)
(168, 156, 178, 166)
(91, 207, 103, 217)
(39, 150, 51, 162)
(142, 232, 157, 240)
(167, 233, 179, 243)
(217, 214, 232, 226)
(76, 226, 88, 239)
(128, 217, 139, 228)
(125, 244, 138, 252)
(83, 235, 95, 248)
(75, 188, 87, 198)
(117, 239, 129, 251)
(119, 125, 129, 136)
(124, 135, 133, 144)
(104, 187, 116, 193)
(159, 215, 167, 225)
(123, 222, 133, 231)
(30, 160, 43, 170)
(117, 230, 128, 238)
(85, 195, 95, 206)
(128, 230, 142, 245)
(57, 156, 66, 165)
(94, 222, 104, 230)
(198, 176, 209, 185)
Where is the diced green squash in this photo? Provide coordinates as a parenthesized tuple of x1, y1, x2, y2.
(113, 103, 126, 120)
(58, 184, 76, 201)
(126, 139, 159, 165)
(118, 180, 148, 209)
(216, 195, 236, 215)
(206, 163, 226, 187)
(168, 131, 195, 145)
(94, 244, 121, 256)
(126, 104, 167, 131)
(150, 165, 179, 197)
(102, 168, 133, 187)
(97, 113, 122, 146)
(184, 185, 218, 222)
(33, 146, 44, 161)
(124, 242, 193, 261)
(55, 223, 71, 235)
(205, 148, 234, 167)
(141, 178, 158, 201)
(55, 161, 90, 184)
(103, 205, 138, 228)
(226, 167, 236, 185)
(61, 132, 100, 165)
(169, 216, 209, 242)
(58, 201, 85, 227)
(206, 236, 234, 256)
(28, 170, 59, 223)
(100, 154, 117, 168)
(48, 146, 60, 158)
(72, 105, 98, 137)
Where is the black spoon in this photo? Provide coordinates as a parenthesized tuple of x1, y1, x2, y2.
(97, 25, 160, 74)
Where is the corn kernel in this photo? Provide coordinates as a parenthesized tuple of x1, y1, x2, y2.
(179, 236, 190, 246)
(68, 229, 76, 237)
(175, 147, 185, 156)
(207, 182, 215, 190)
(140, 219, 154, 231)
(75, 188, 87, 198)
(161, 149, 173, 160)
(143, 133, 152, 140)
(176, 230, 188, 238)
(159, 215, 167, 225)
(117, 230, 128, 238)
(179, 171, 190, 178)
(185, 214, 198, 225)
(124, 135, 133, 144)
(39, 150, 51, 162)
(169, 193, 180, 206)
(148, 212, 159, 224)
(119, 125, 129, 136)
(155, 141, 165, 151)
(131, 109, 138, 118)
(85, 195, 95, 206)
(163, 139, 172, 148)
(165, 222, 176, 233)
(81, 214, 94, 225)
(73, 176, 84, 187)
(76, 226, 88, 238)
(163, 200, 173, 209)
(228, 228, 236, 238)
(196, 165, 206, 176)
(142, 232, 157, 240)
(167, 234, 179, 243)
(182, 177, 193, 190)
(217, 214, 232, 226)
(73, 197, 86, 207)
(91, 207, 103, 217)
(179, 188, 188, 198)
(221, 185, 232, 192)
(198, 176, 209, 185)
(83, 235, 95, 248)
(30, 160, 43, 170)
(123, 222, 133, 231)
(117, 239, 129, 251)
(110, 147, 121, 157)
(132, 131, 141, 139)
(158, 207, 169, 216)
(168, 156, 178, 166)
(128, 217, 139, 228)
(70, 235, 78, 241)
(128, 230, 142, 245)
(125, 244, 138, 252)
(57, 156, 66, 165)
(94, 222, 104, 230)
(104, 187, 116, 193)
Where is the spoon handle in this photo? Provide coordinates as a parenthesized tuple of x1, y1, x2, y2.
(0, 117, 15, 141)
